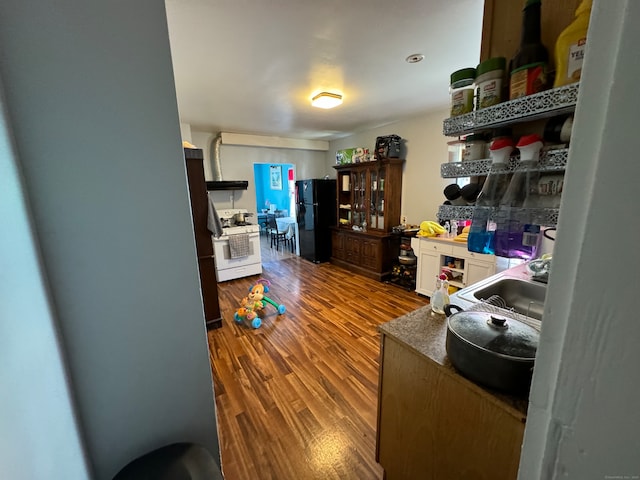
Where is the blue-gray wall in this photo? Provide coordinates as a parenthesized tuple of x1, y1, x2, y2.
(0, 77, 90, 480)
(0, 1, 220, 478)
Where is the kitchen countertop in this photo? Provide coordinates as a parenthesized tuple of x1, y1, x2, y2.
(414, 234, 467, 245)
(379, 304, 529, 420)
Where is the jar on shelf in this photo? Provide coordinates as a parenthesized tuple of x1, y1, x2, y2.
(476, 57, 506, 109)
(462, 133, 488, 161)
(450, 68, 476, 117)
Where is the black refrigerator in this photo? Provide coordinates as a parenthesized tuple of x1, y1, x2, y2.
(295, 178, 337, 263)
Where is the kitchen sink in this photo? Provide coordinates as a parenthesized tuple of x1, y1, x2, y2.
(456, 276, 547, 321)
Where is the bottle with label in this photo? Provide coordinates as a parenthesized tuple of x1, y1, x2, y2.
(509, 0, 549, 100)
(553, 0, 592, 87)
(467, 138, 514, 255)
(494, 134, 544, 259)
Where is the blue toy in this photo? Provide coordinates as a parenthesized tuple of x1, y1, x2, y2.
(233, 279, 286, 329)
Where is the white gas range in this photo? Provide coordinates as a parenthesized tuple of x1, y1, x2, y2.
(213, 208, 262, 282)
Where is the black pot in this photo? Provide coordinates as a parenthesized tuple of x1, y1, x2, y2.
(444, 304, 538, 395)
(460, 183, 481, 203)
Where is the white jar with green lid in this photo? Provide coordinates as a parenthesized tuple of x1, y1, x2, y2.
(476, 57, 506, 109)
(450, 68, 476, 117)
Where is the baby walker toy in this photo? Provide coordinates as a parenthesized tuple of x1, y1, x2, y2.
(234, 279, 286, 329)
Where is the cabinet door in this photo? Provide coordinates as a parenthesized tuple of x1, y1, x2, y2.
(466, 257, 496, 287)
(346, 236, 362, 264)
(332, 230, 346, 260)
(361, 238, 380, 270)
(352, 170, 367, 228)
(416, 249, 439, 297)
(369, 165, 386, 230)
(377, 335, 524, 480)
(337, 173, 352, 227)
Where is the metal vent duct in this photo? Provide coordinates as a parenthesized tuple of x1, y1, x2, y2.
(206, 134, 248, 191)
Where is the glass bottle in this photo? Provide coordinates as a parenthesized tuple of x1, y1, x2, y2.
(509, 0, 549, 99)
(431, 276, 450, 315)
(467, 138, 514, 254)
(494, 134, 544, 259)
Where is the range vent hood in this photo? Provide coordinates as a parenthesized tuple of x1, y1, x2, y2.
(206, 134, 248, 191)
(206, 180, 248, 191)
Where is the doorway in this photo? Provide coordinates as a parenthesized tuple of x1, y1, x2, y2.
(253, 163, 295, 217)
(254, 163, 298, 259)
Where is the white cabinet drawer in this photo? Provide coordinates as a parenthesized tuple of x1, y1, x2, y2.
(451, 244, 469, 259)
(452, 245, 494, 263)
(423, 240, 453, 254)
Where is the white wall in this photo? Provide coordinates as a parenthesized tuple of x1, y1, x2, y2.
(328, 108, 451, 226)
(0, 1, 220, 479)
(519, 1, 640, 478)
(190, 130, 330, 211)
(0, 80, 90, 480)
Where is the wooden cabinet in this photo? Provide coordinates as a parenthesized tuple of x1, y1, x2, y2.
(331, 229, 399, 282)
(412, 237, 496, 297)
(376, 332, 525, 480)
(481, 0, 581, 66)
(331, 158, 404, 280)
(334, 158, 404, 232)
(184, 148, 222, 329)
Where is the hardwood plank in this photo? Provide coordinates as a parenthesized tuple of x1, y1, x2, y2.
(208, 254, 429, 479)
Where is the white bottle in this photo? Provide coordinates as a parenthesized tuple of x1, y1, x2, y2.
(431, 277, 450, 315)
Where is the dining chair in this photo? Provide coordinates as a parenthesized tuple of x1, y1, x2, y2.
(266, 214, 288, 251)
(284, 222, 296, 253)
(258, 213, 269, 236)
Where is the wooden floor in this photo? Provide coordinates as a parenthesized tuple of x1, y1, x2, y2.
(208, 244, 429, 480)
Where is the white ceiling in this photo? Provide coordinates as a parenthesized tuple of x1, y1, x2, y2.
(165, 0, 484, 141)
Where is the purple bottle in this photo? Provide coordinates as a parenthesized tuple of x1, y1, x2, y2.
(494, 134, 543, 259)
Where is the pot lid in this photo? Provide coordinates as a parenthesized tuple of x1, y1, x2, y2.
(448, 310, 538, 359)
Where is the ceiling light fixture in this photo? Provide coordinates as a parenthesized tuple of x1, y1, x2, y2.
(406, 53, 425, 64)
(311, 92, 343, 109)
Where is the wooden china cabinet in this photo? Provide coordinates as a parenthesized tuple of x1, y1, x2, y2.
(330, 158, 404, 281)
(184, 148, 222, 329)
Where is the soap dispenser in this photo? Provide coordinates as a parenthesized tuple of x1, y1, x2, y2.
(494, 134, 544, 259)
(467, 138, 514, 254)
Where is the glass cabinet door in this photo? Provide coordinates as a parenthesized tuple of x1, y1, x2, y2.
(369, 169, 378, 229)
(356, 170, 366, 227)
(337, 172, 352, 227)
(377, 167, 386, 230)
